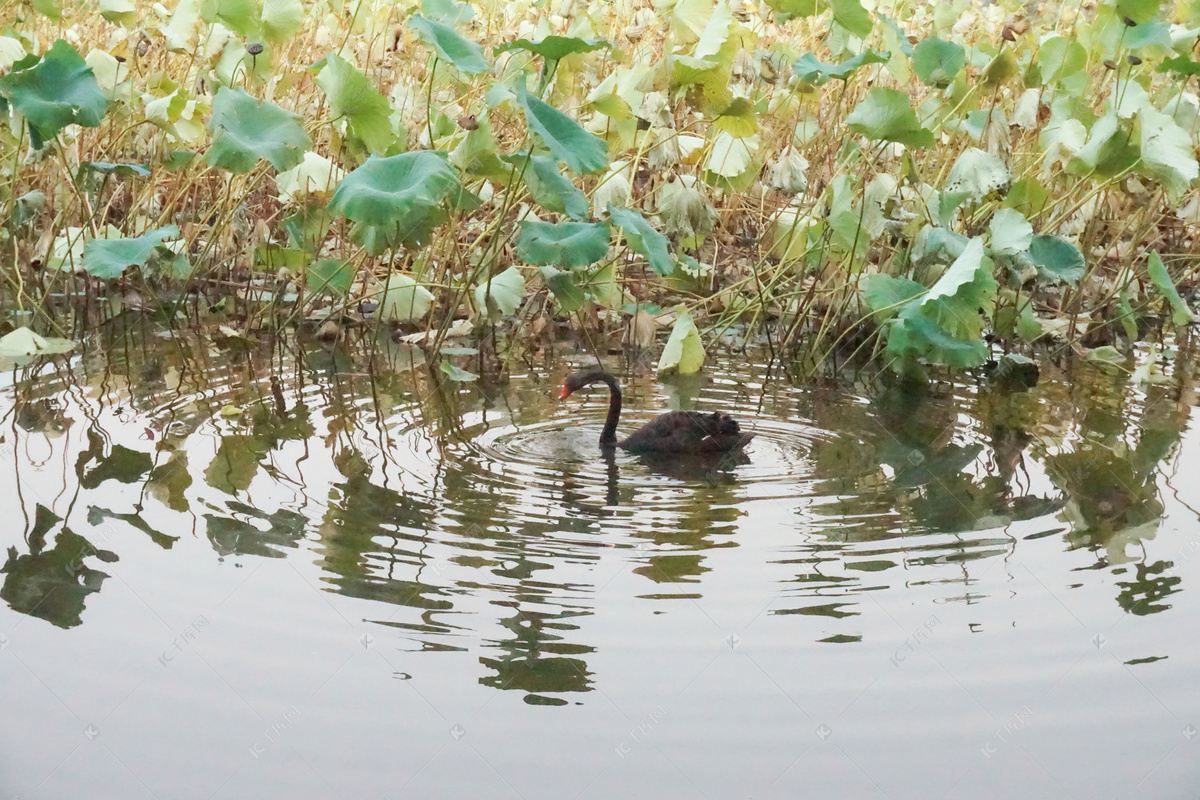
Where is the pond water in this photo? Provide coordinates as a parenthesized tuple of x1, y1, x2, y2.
(1, 329, 1198, 799)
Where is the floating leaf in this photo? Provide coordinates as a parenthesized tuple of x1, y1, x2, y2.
(475, 266, 526, 320)
(0, 327, 75, 357)
(440, 360, 479, 382)
(1132, 345, 1170, 385)
(82, 225, 180, 280)
(846, 88, 934, 148)
(657, 308, 705, 375)
(0, 40, 109, 149)
(517, 89, 609, 175)
(378, 273, 435, 322)
(1147, 251, 1197, 326)
(1086, 345, 1125, 364)
(608, 206, 674, 277)
(516, 220, 609, 268)
(912, 36, 965, 87)
(206, 87, 310, 173)
(986, 353, 1039, 390)
(408, 15, 489, 74)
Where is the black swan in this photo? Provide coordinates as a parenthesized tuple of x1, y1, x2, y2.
(558, 370, 754, 454)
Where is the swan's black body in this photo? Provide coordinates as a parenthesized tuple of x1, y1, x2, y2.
(558, 371, 754, 454)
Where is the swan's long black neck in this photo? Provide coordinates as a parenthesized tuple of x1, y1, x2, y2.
(585, 372, 622, 447)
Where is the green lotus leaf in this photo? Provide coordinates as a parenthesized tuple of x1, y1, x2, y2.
(516, 89, 609, 175)
(306, 259, 355, 296)
(539, 266, 588, 312)
(475, 265, 525, 320)
(0, 40, 109, 149)
(912, 36, 965, 87)
(1147, 250, 1197, 325)
(1025, 234, 1085, 286)
(408, 14, 489, 74)
(846, 88, 934, 148)
(792, 49, 888, 85)
(206, 87, 310, 173)
(657, 307, 705, 375)
(82, 225, 180, 280)
(329, 151, 461, 253)
(608, 206, 674, 277)
(422, 0, 474, 24)
(508, 153, 589, 220)
(516, 220, 609, 268)
(313, 53, 399, 155)
(495, 36, 610, 62)
(829, 0, 872, 39)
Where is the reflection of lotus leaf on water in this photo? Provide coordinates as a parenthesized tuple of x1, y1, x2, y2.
(0, 331, 1196, 797)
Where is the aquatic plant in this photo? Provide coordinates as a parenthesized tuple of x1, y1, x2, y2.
(0, 0, 1197, 381)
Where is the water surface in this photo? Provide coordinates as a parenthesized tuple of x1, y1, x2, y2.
(1, 331, 1198, 798)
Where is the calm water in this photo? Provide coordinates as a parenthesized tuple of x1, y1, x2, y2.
(1, 330, 1198, 799)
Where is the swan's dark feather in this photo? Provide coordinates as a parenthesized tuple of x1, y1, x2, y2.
(619, 410, 754, 454)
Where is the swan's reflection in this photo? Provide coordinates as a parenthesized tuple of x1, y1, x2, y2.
(555, 445, 752, 515)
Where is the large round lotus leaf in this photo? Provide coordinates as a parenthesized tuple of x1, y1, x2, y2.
(408, 14, 489, 74)
(0, 40, 109, 149)
(516, 220, 609, 268)
(330, 151, 461, 228)
(495, 36, 610, 62)
(206, 87, 310, 173)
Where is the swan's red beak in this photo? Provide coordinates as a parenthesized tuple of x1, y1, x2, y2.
(558, 385, 571, 400)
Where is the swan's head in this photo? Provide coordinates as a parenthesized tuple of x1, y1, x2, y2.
(559, 370, 607, 399)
